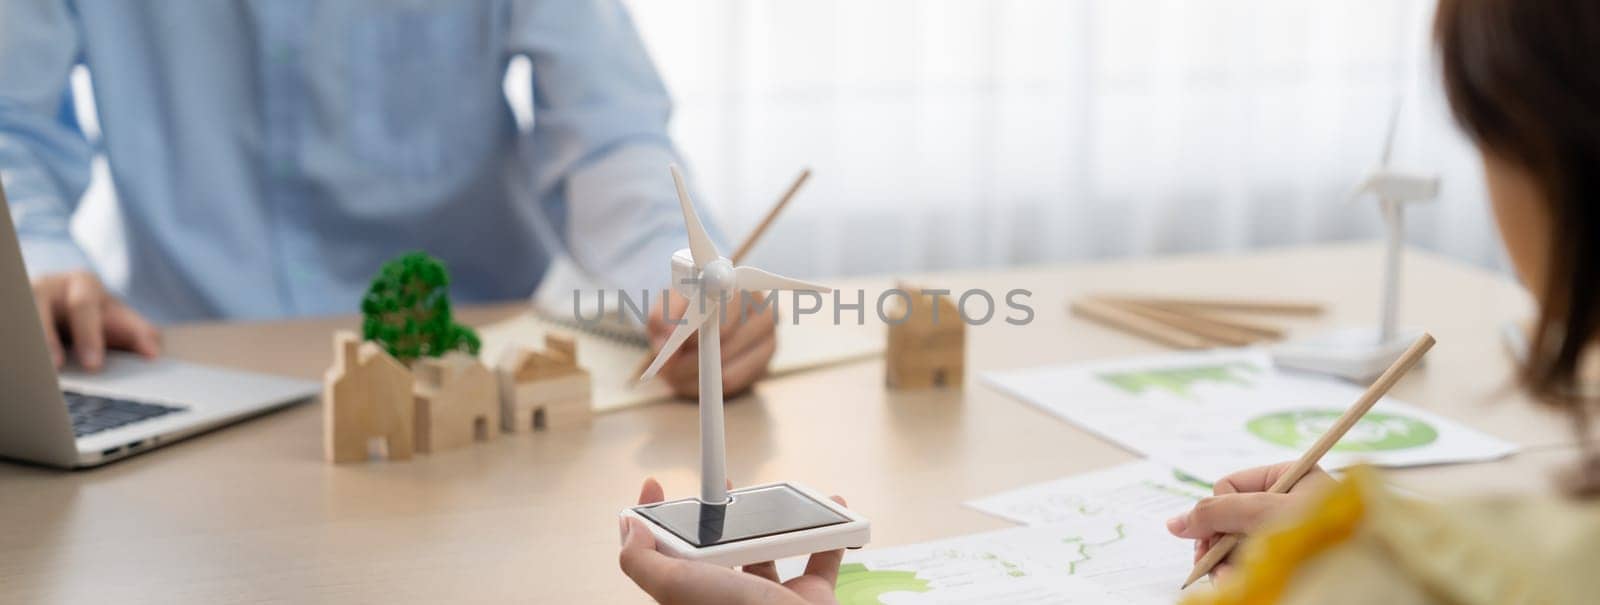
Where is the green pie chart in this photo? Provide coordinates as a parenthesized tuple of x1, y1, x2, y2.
(1247, 409, 1438, 452)
(836, 563, 932, 604)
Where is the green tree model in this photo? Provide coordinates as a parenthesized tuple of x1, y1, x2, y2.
(360, 251, 480, 363)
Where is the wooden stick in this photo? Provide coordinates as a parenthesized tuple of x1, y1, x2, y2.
(1101, 299, 1263, 347)
(1119, 296, 1324, 317)
(1100, 297, 1287, 340)
(1176, 309, 1286, 340)
(1180, 332, 1436, 589)
(1070, 299, 1217, 350)
(730, 168, 811, 264)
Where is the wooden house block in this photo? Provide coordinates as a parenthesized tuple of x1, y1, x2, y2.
(413, 352, 499, 454)
(496, 334, 593, 433)
(885, 283, 967, 390)
(324, 331, 415, 463)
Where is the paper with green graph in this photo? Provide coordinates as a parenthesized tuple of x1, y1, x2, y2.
(982, 350, 1517, 482)
(804, 461, 1207, 604)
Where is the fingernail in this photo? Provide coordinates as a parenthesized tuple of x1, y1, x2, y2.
(84, 351, 102, 369)
(1166, 515, 1187, 534)
(619, 516, 630, 546)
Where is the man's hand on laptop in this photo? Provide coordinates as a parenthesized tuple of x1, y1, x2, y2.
(31, 271, 161, 371)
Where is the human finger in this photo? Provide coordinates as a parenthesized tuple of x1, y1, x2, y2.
(638, 478, 666, 505)
(798, 548, 844, 587)
(62, 276, 106, 370)
(742, 561, 779, 582)
(1169, 492, 1296, 539)
(720, 301, 775, 365)
(719, 334, 774, 397)
(105, 301, 161, 358)
(662, 336, 705, 398)
(800, 495, 850, 584)
(1212, 463, 1292, 496)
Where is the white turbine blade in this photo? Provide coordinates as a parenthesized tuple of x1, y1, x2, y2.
(1379, 99, 1401, 168)
(669, 164, 721, 268)
(733, 265, 832, 293)
(637, 298, 710, 384)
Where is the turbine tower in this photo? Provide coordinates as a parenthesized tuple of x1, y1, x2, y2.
(1274, 101, 1440, 382)
(1351, 103, 1438, 343)
(638, 165, 830, 504)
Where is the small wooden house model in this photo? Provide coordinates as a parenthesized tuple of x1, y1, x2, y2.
(413, 352, 500, 453)
(324, 331, 415, 463)
(885, 283, 966, 389)
(497, 334, 593, 432)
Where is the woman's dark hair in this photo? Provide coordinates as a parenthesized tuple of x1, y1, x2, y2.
(1436, 0, 1600, 486)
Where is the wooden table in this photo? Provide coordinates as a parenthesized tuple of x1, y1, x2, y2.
(0, 243, 1579, 604)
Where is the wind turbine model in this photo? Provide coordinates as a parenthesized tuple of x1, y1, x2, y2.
(621, 166, 870, 567)
(1274, 105, 1439, 381)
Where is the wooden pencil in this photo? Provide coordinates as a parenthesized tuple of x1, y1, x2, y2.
(1100, 299, 1263, 346)
(1100, 296, 1288, 340)
(1180, 332, 1436, 589)
(1070, 299, 1216, 350)
(1175, 309, 1286, 340)
(1122, 296, 1325, 317)
(730, 168, 811, 264)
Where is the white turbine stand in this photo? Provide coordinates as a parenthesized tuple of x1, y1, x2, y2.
(622, 165, 869, 567)
(1274, 105, 1438, 381)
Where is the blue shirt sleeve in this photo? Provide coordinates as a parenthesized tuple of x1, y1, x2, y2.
(0, 0, 95, 277)
(507, 0, 723, 293)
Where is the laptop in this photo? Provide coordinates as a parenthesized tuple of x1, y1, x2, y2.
(0, 182, 318, 469)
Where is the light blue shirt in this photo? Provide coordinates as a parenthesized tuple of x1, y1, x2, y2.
(0, 0, 696, 322)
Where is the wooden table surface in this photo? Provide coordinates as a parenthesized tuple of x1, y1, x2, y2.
(0, 243, 1580, 604)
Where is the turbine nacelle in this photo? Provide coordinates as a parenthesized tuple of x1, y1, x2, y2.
(1354, 170, 1438, 205)
(1348, 103, 1438, 208)
(671, 250, 737, 299)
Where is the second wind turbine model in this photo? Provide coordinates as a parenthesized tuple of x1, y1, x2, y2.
(622, 166, 870, 567)
(1274, 102, 1438, 381)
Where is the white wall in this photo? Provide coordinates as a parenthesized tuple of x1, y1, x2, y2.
(75, 1, 1509, 291)
(623, 0, 1506, 279)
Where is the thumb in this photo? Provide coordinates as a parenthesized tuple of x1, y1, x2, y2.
(1168, 492, 1297, 539)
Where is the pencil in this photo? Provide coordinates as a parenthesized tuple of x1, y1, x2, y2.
(1102, 296, 1288, 340)
(1180, 331, 1436, 589)
(1123, 296, 1324, 317)
(1100, 299, 1263, 346)
(1070, 299, 1216, 349)
(731, 168, 811, 264)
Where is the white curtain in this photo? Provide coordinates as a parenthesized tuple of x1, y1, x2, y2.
(624, 0, 1505, 280)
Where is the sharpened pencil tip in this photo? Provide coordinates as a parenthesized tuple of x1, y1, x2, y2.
(1180, 568, 1206, 590)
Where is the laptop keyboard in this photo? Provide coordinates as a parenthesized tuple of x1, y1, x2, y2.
(64, 391, 185, 438)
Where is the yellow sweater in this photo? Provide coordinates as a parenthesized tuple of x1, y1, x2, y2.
(1184, 467, 1600, 605)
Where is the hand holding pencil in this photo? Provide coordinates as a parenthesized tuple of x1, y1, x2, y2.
(1165, 461, 1338, 580)
(1165, 332, 1436, 588)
